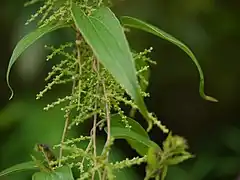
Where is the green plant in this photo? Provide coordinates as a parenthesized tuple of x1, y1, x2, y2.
(1, 0, 217, 179)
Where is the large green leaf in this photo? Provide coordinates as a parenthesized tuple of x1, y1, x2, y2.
(121, 16, 218, 102)
(0, 161, 38, 177)
(32, 166, 74, 180)
(110, 114, 151, 156)
(110, 114, 149, 138)
(110, 127, 159, 149)
(6, 23, 68, 99)
(107, 115, 160, 156)
(70, 4, 154, 131)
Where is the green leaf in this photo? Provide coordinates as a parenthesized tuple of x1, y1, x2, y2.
(70, 4, 155, 131)
(6, 23, 68, 100)
(121, 16, 218, 102)
(108, 126, 159, 156)
(110, 114, 149, 138)
(32, 166, 74, 180)
(110, 126, 158, 149)
(110, 114, 152, 156)
(165, 153, 193, 166)
(0, 161, 38, 177)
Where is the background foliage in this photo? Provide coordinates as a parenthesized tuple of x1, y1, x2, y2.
(0, 0, 239, 179)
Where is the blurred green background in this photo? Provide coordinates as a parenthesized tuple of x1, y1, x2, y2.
(0, 0, 240, 179)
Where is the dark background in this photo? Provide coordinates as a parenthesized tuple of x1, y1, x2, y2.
(0, 0, 240, 179)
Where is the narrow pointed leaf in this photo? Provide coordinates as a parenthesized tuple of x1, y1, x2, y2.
(71, 4, 154, 130)
(0, 161, 38, 177)
(6, 23, 68, 99)
(32, 166, 74, 180)
(121, 16, 218, 102)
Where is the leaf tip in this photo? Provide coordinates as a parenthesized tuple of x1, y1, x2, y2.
(9, 91, 14, 100)
(7, 79, 14, 100)
(200, 88, 218, 102)
(203, 95, 218, 102)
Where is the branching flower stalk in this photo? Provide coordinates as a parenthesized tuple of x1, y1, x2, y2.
(36, 37, 170, 178)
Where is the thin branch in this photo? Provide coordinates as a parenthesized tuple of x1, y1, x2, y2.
(58, 73, 76, 166)
(91, 58, 100, 180)
(76, 31, 82, 110)
(102, 81, 111, 150)
(101, 80, 111, 180)
(91, 114, 97, 180)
